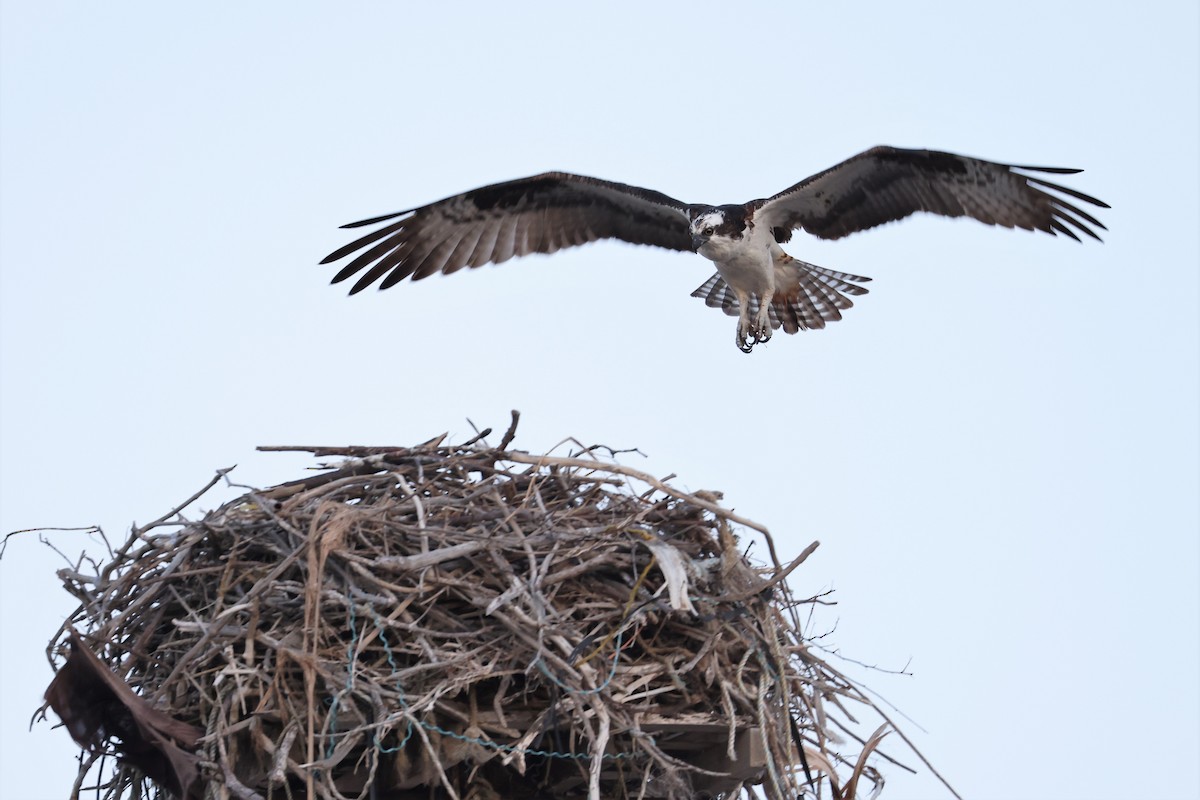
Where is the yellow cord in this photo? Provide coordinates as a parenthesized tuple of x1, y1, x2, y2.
(575, 529, 656, 667)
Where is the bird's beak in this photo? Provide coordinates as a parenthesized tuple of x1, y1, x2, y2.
(691, 234, 705, 251)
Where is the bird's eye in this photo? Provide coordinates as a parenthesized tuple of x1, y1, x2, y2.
(703, 227, 714, 236)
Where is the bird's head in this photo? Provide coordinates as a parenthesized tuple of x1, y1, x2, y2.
(690, 207, 748, 259)
(690, 210, 723, 251)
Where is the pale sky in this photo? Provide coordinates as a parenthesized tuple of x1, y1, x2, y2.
(2, 3, 1197, 798)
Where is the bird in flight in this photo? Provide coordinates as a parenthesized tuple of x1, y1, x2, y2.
(321, 146, 1107, 353)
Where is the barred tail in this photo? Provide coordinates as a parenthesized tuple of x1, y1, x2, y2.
(689, 260, 872, 334)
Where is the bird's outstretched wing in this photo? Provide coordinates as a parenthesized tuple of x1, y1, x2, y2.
(321, 172, 696, 293)
(753, 146, 1108, 243)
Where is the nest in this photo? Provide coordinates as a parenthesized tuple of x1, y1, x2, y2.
(43, 420, 909, 800)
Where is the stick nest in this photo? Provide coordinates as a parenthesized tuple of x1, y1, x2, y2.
(44, 426, 896, 800)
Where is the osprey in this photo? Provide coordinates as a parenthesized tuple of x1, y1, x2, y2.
(322, 146, 1107, 352)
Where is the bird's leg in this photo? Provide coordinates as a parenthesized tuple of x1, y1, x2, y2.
(736, 326, 753, 353)
(735, 292, 754, 353)
(752, 291, 774, 345)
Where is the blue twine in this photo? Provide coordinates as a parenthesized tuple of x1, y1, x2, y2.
(322, 582, 360, 758)
(370, 618, 414, 754)
(533, 630, 625, 696)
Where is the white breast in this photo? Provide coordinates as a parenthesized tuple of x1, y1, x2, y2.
(697, 225, 777, 296)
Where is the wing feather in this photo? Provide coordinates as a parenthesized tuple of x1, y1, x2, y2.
(467, 218, 503, 269)
(322, 173, 695, 293)
(415, 224, 475, 280)
(753, 146, 1108, 242)
(329, 219, 409, 281)
(492, 213, 520, 265)
(435, 223, 485, 277)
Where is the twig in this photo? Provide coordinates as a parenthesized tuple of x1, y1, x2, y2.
(497, 410, 521, 452)
(0, 526, 102, 560)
